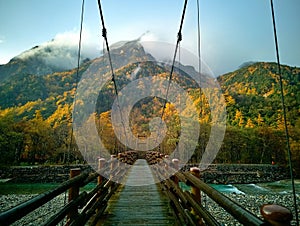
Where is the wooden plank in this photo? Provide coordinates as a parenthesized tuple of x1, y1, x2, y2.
(98, 159, 175, 225)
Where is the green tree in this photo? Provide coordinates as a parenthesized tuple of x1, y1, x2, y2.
(0, 113, 24, 165)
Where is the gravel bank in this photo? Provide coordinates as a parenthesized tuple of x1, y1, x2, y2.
(0, 194, 67, 226)
(0, 192, 299, 225)
(204, 192, 300, 226)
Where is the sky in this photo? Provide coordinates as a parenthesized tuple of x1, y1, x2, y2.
(0, 0, 299, 76)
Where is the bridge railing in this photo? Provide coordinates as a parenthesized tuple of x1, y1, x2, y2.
(147, 153, 292, 226)
(0, 152, 293, 226)
(0, 152, 138, 226)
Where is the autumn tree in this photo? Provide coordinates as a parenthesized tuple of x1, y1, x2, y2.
(22, 110, 55, 164)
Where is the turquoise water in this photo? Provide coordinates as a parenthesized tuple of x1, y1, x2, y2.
(0, 182, 97, 195)
(233, 179, 300, 195)
(180, 182, 247, 194)
(210, 184, 245, 194)
(179, 179, 300, 195)
(1, 180, 299, 195)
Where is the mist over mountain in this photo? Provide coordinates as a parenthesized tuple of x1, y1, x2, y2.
(15, 43, 88, 72)
(0, 36, 99, 83)
(0, 38, 209, 110)
(238, 61, 257, 69)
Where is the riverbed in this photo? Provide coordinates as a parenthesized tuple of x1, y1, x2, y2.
(0, 180, 299, 225)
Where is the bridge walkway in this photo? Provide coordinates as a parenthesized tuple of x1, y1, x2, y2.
(97, 159, 175, 225)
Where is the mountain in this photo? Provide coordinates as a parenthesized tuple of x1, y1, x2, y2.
(0, 38, 94, 84)
(1, 40, 299, 127)
(0, 39, 203, 111)
(0, 39, 300, 167)
(218, 62, 300, 127)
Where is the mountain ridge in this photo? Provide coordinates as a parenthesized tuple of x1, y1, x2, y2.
(1, 40, 299, 127)
(218, 61, 300, 127)
(0, 38, 95, 84)
(0, 39, 299, 167)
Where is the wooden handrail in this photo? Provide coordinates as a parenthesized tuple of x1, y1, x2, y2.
(43, 192, 88, 226)
(183, 171, 266, 226)
(2, 152, 290, 226)
(0, 171, 89, 225)
(0, 154, 131, 226)
(183, 191, 220, 226)
(149, 155, 269, 226)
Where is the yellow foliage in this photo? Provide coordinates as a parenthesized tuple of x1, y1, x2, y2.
(248, 66, 257, 74)
(245, 118, 255, 128)
(256, 113, 264, 126)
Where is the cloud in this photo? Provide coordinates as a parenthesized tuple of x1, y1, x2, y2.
(139, 31, 158, 42)
(141, 40, 214, 78)
(16, 29, 101, 70)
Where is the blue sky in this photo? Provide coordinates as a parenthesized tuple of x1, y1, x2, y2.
(0, 0, 299, 76)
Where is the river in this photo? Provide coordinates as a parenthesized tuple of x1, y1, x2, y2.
(214, 179, 300, 195)
(1, 179, 299, 195)
(1, 180, 299, 225)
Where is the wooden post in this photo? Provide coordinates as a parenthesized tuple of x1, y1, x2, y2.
(190, 167, 201, 203)
(117, 153, 121, 164)
(260, 204, 293, 226)
(189, 167, 203, 225)
(98, 158, 106, 185)
(67, 168, 81, 225)
(97, 158, 106, 214)
(164, 155, 170, 170)
(172, 159, 179, 185)
(110, 155, 117, 178)
(172, 158, 179, 169)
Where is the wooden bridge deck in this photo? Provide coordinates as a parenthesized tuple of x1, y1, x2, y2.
(98, 159, 175, 225)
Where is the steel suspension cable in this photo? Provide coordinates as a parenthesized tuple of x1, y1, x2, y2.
(196, 0, 204, 129)
(197, 0, 202, 76)
(155, 0, 188, 150)
(63, 1, 85, 222)
(270, 1, 298, 224)
(97, 0, 129, 149)
(196, 0, 203, 121)
(97, 0, 118, 96)
(196, 0, 207, 208)
(67, 0, 85, 165)
(76, 0, 85, 85)
(160, 0, 188, 121)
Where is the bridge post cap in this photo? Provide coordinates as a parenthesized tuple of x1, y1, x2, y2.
(98, 158, 106, 170)
(70, 168, 81, 177)
(190, 167, 200, 173)
(172, 159, 179, 163)
(260, 204, 292, 223)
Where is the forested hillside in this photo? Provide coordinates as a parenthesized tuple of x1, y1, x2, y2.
(216, 62, 300, 167)
(218, 62, 300, 127)
(0, 41, 299, 174)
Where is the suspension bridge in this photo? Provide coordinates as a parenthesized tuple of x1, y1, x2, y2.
(0, 152, 294, 225)
(0, 0, 298, 225)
